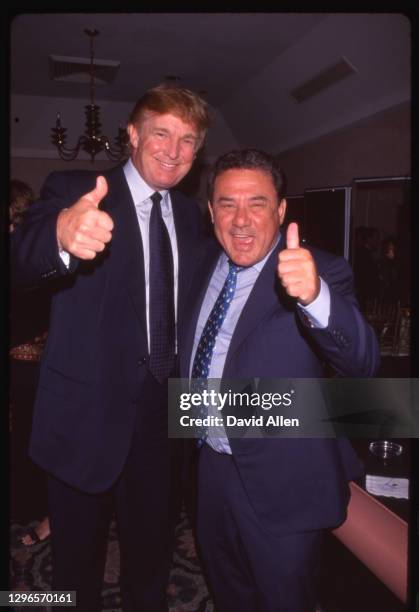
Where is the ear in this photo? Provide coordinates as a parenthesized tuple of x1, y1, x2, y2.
(207, 201, 214, 224)
(278, 198, 287, 225)
(127, 123, 139, 149)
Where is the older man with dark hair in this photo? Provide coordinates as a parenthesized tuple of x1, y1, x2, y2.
(181, 148, 379, 612)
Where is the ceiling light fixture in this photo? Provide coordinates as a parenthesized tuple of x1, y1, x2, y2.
(51, 28, 128, 162)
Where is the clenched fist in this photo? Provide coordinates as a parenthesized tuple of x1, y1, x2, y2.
(56, 176, 114, 260)
(277, 222, 320, 305)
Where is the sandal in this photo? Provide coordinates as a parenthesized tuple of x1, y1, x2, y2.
(21, 518, 50, 546)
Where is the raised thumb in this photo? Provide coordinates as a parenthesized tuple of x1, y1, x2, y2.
(286, 222, 300, 249)
(88, 176, 108, 207)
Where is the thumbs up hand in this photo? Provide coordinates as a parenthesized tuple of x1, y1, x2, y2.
(56, 176, 114, 260)
(277, 222, 320, 305)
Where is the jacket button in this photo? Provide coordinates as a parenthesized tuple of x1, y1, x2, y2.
(138, 357, 147, 365)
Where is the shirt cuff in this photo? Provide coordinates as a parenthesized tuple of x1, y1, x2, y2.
(59, 247, 70, 268)
(297, 277, 330, 328)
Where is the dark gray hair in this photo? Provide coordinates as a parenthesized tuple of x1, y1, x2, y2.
(207, 149, 287, 202)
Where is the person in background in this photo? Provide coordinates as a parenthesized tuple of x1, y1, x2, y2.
(11, 85, 209, 612)
(180, 149, 380, 612)
(9, 180, 34, 232)
(9, 179, 51, 545)
(353, 225, 380, 310)
(377, 235, 401, 305)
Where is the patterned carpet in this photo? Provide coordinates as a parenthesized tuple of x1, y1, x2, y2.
(10, 512, 214, 612)
(10, 509, 411, 612)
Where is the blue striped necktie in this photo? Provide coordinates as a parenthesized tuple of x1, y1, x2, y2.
(191, 261, 242, 443)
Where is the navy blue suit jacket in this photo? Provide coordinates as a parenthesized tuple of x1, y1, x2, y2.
(11, 164, 203, 493)
(180, 237, 380, 536)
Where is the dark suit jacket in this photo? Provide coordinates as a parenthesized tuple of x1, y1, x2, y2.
(180, 237, 380, 537)
(11, 164, 203, 493)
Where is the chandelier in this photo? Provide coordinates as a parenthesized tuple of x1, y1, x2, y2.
(51, 29, 128, 162)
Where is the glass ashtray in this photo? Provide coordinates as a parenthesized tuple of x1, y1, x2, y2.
(369, 440, 403, 460)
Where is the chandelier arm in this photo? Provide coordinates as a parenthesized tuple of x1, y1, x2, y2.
(105, 149, 128, 162)
(100, 134, 129, 161)
(56, 136, 87, 161)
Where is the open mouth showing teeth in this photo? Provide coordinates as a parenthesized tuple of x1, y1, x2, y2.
(157, 160, 178, 169)
(232, 235, 254, 245)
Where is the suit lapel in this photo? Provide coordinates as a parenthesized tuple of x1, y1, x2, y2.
(102, 166, 147, 338)
(171, 191, 198, 318)
(224, 237, 288, 371)
(179, 242, 220, 376)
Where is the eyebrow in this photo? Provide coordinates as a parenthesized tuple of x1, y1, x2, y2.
(153, 126, 197, 140)
(215, 195, 269, 202)
(249, 195, 268, 201)
(182, 133, 198, 140)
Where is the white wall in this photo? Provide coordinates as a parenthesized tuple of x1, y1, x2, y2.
(277, 102, 410, 195)
(221, 13, 410, 153)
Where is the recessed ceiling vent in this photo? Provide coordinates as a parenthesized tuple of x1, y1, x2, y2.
(49, 55, 120, 85)
(291, 56, 357, 103)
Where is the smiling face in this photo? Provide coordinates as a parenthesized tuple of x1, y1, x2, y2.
(127, 111, 200, 190)
(209, 168, 286, 267)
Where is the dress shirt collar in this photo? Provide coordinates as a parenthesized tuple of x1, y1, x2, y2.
(217, 232, 282, 275)
(123, 158, 170, 213)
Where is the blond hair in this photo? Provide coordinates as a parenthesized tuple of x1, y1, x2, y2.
(129, 84, 210, 149)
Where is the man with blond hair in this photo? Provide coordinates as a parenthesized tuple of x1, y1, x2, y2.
(11, 85, 209, 612)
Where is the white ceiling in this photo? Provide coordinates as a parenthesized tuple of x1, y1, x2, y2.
(10, 12, 411, 155)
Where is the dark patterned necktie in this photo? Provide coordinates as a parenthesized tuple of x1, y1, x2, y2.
(148, 192, 176, 383)
(191, 261, 242, 444)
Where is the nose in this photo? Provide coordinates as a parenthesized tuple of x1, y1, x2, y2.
(164, 137, 180, 160)
(232, 205, 251, 227)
